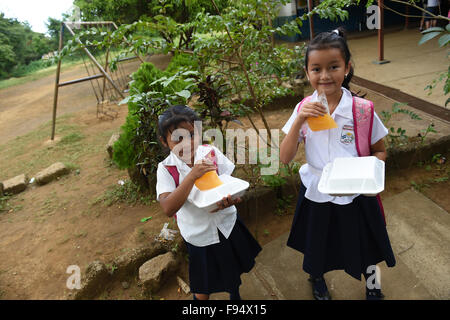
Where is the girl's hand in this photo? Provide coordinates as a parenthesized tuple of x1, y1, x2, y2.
(296, 102, 327, 122)
(211, 195, 242, 213)
(189, 159, 217, 180)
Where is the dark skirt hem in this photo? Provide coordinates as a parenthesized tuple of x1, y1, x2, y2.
(185, 215, 262, 295)
(287, 183, 396, 281)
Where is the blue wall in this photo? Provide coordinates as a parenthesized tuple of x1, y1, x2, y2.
(275, 1, 423, 41)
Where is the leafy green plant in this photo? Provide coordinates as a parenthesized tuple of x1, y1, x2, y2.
(192, 74, 242, 140)
(259, 160, 301, 188)
(59, 0, 360, 194)
(112, 62, 196, 172)
(165, 52, 199, 74)
(285, 44, 307, 82)
(190, 0, 305, 143)
(431, 176, 449, 183)
(275, 195, 294, 216)
(0, 195, 12, 213)
(419, 25, 450, 106)
(419, 25, 450, 48)
(432, 153, 443, 164)
(105, 263, 118, 275)
(380, 102, 422, 147)
(418, 122, 437, 146)
(410, 180, 429, 192)
(261, 174, 287, 188)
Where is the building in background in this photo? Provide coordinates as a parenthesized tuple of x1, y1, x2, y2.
(275, 0, 433, 41)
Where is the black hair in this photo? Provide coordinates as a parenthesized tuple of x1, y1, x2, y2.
(158, 105, 201, 144)
(305, 27, 363, 96)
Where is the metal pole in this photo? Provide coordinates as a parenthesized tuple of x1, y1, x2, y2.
(308, 0, 314, 40)
(101, 48, 110, 101)
(405, 3, 409, 29)
(58, 74, 105, 87)
(65, 23, 125, 100)
(378, 0, 384, 62)
(51, 23, 64, 140)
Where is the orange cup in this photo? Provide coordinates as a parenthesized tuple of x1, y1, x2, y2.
(307, 113, 338, 131)
(195, 170, 223, 191)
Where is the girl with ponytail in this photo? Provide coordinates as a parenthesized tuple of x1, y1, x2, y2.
(280, 28, 396, 300)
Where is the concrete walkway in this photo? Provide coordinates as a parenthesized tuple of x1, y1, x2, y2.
(208, 189, 449, 300)
(348, 29, 448, 108)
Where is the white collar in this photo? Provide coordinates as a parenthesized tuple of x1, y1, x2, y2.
(311, 88, 353, 120)
(161, 145, 209, 170)
(162, 151, 182, 166)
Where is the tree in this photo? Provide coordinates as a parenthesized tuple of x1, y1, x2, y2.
(73, 0, 229, 24)
(74, 0, 155, 24)
(0, 13, 54, 79)
(45, 17, 72, 50)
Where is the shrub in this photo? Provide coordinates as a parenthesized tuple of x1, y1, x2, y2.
(165, 53, 198, 74)
(113, 63, 165, 169)
(112, 61, 197, 175)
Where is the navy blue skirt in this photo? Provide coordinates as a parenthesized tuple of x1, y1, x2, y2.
(287, 183, 396, 280)
(425, 6, 438, 20)
(185, 215, 262, 295)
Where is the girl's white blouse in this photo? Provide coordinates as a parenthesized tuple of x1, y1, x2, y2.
(156, 145, 237, 247)
(282, 88, 388, 205)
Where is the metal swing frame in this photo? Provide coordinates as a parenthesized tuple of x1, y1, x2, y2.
(51, 21, 144, 140)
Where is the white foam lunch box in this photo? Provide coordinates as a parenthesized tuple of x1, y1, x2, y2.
(188, 174, 250, 212)
(318, 156, 385, 197)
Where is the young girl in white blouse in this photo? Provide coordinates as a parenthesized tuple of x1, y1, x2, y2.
(156, 105, 261, 301)
(280, 28, 396, 300)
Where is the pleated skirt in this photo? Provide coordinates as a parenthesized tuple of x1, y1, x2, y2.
(185, 215, 262, 294)
(287, 183, 396, 280)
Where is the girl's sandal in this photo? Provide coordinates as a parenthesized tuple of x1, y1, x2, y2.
(366, 289, 385, 300)
(308, 276, 332, 300)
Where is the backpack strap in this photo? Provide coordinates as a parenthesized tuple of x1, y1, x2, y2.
(295, 96, 313, 141)
(296, 96, 312, 113)
(352, 96, 374, 157)
(164, 165, 179, 220)
(352, 97, 386, 225)
(165, 165, 179, 187)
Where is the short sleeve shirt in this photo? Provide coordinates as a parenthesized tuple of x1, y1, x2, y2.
(282, 88, 388, 205)
(156, 145, 237, 247)
(427, 0, 439, 7)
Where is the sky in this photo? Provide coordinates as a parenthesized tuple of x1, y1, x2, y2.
(0, 0, 75, 34)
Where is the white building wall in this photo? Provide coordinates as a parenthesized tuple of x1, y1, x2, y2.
(277, 0, 297, 17)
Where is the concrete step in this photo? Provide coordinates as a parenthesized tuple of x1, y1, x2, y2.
(211, 233, 433, 300)
(209, 189, 447, 300)
(383, 189, 450, 299)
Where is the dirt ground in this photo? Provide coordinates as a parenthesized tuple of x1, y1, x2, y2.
(0, 53, 449, 300)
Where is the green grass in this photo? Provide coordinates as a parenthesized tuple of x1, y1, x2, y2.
(0, 114, 89, 181)
(0, 59, 85, 90)
(0, 195, 12, 213)
(91, 180, 153, 207)
(59, 133, 84, 145)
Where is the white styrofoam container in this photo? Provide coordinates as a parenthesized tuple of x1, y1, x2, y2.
(318, 156, 385, 197)
(189, 174, 250, 212)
